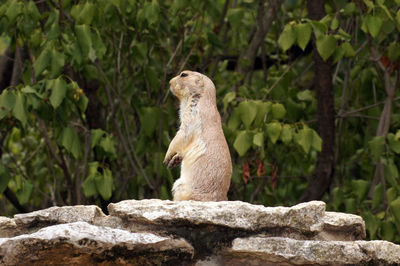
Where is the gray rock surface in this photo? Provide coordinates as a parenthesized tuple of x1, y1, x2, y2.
(0, 221, 193, 265)
(14, 205, 105, 226)
(315, 211, 366, 241)
(224, 236, 400, 265)
(108, 199, 326, 233)
(0, 200, 398, 265)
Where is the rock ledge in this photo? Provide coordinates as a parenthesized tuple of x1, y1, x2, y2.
(0, 200, 398, 265)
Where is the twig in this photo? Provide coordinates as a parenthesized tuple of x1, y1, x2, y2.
(250, 175, 268, 203)
(339, 96, 400, 117)
(263, 58, 298, 100)
(37, 117, 74, 195)
(95, 61, 155, 190)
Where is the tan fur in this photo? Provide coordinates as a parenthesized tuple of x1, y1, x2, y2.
(163, 70, 232, 201)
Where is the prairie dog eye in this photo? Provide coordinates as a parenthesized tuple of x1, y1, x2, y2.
(180, 73, 188, 77)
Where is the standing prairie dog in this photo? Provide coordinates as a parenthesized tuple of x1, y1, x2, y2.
(163, 70, 232, 201)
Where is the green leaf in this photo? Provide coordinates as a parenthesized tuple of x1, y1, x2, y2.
(253, 101, 271, 127)
(294, 23, 312, 51)
(368, 136, 385, 161)
(384, 161, 400, 190)
(91, 129, 105, 148)
(332, 187, 344, 210)
(21, 85, 43, 99)
(0, 163, 11, 194)
(27, 1, 41, 21)
(5, 0, 22, 23)
(364, 0, 374, 9)
(345, 198, 357, 214)
(222, 92, 236, 113)
(388, 133, 400, 154)
(0, 90, 16, 120)
(233, 130, 253, 156)
(309, 20, 327, 39)
(16, 181, 33, 205)
(228, 108, 241, 131)
(363, 211, 381, 239)
(381, 221, 396, 242)
(297, 90, 313, 101)
(388, 42, 400, 62)
(92, 30, 107, 60)
(397, 10, 400, 27)
(33, 48, 51, 77)
(330, 17, 339, 30)
(12, 92, 27, 126)
(351, 179, 370, 202)
(59, 126, 82, 159)
(311, 129, 322, 152)
(138, 2, 160, 25)
(77, 2, 95, 25)
(253, 132, 264, 147)
(378, 3, 393, 21)
(49, 78, 67, 109)
(266, 122, 282, 144)
(278, 24, 296, 51)
(372, 183, 384, 209)
(238, 101, 258, 129)
(387, 187, 397, 204)
(271, 103, 286, 120)
(366, 16, 383, 38)
(227, 8, 244, 29)
(280, 124, 292, 144)
(343, 2, 357, 16)
(95, 168, 113, 200)
(341, 42, 355, 57)
(316, 35, 337, 61)
(77, 94, 88, 112)
(100, 136, 117, 159)
(0, 34, 11, 56)
(295, 127, 313, 154)
(50, 49, 65, 78)
(75, 24, 93, 57)
(82, 175, 97, 198)
(389, 197, 400, 226)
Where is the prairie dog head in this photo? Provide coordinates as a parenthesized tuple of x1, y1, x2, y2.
(169, 70, 216, 101)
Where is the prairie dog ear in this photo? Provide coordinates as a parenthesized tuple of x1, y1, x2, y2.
(195, 76, 204, 87)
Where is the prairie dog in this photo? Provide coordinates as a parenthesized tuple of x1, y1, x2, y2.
(163, 71, 232, 201)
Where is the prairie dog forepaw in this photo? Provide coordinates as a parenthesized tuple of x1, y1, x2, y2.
(164, 154, 183, 168)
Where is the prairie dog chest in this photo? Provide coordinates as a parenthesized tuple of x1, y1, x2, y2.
(179, 94, 206, 161)
(179, 93, 202, 135)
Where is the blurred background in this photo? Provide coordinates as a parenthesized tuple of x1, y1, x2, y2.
(0, 0, 399, 242)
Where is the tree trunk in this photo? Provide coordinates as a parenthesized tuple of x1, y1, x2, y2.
(300, 0, 335, 202)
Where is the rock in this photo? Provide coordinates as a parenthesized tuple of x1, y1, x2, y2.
(0, 200, 399, 265)
(0, 217, 17, 238)
(224, 236, 400, 265)
(108, 199, 326, 233)
(14, 205, 105, 227)
(0, 221, 194, 265)
(357, 240, 400, 265)
(316, 211, 366, 241)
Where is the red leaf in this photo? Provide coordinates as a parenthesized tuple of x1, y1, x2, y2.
(380, 56, 390, 68)
(257, 160, 265, 177)
(242, 162, 250, 185)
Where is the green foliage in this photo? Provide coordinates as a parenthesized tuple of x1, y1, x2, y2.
(0, 0, 399, 243)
